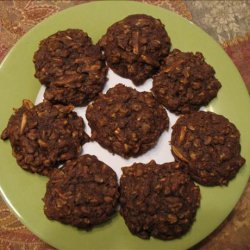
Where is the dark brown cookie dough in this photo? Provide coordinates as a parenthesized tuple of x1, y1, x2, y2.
(86, 84, 169, 158)
(43, 154, 119, 229)
(1, 100, 89, 176)
(171, 111, 245, 186)
(152, 49, 221, 114)
(119, 160, 200, 240)
(99, 14, 171, 85)
(33, 29, 108, 106)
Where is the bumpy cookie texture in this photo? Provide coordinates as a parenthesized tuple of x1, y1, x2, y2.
(152, 49, 221, 114)
(43, 154, 119, 229)
(171, 111, 245, 186)
(120, 161, 200, 240)
(86, 84, 169, 158)
(99, 14, 171, 85)
(1, 100, 89, 176)
(33, 29, 108, 106)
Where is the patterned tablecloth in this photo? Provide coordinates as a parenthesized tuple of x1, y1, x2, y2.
(0, 1, 249, 249)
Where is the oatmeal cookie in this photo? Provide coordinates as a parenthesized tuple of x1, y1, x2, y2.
(152, 49, 221, 114)
(43, 154, 119, 229)
(171, 111, 245, 186)
(1, 100, 89, 175)
(33, 29, 108, 106)
(120, 160, 200, 240)
(99, 14, 171, 85)
(86, 84, 169, 158)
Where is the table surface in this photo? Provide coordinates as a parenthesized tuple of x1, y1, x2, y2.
(0, 1, 249, 249)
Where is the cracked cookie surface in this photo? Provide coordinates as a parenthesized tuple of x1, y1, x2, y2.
(86, 84, 169, 158)
(99, 14, 171, 85)
(120, 160, 200, 240)
(1, 100, 88, 175)
(171, 111, 245, 186)
(34, 29, 108, 106)
(152, 49, 221, 114)
(44, 154, 119, 229)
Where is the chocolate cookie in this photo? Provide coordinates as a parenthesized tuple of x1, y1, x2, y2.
(171, 111, 245, 186)
(86, 84, 169, 158)
(43, 154, 119, 229)
(33, 29, 108, 106)
(99, 14, 171, 85)
(152, 49, 221, 114)
(1, 100, 88, 175)
(120, 160, 200, 240)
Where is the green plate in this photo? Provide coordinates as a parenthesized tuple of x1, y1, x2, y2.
(0, 1, 249, 249)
